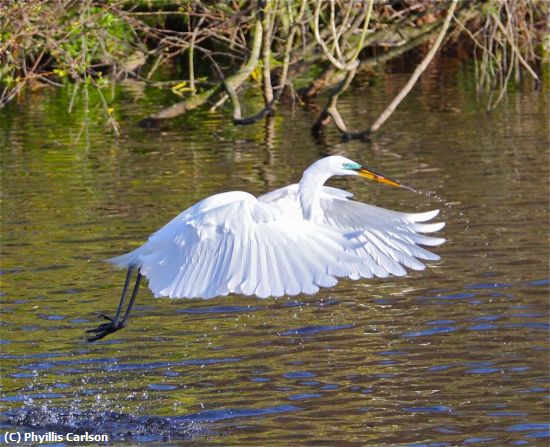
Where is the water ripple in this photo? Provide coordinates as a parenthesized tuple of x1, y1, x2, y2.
(279, 324, 353, 336)
(401, 326, 457, 338)
(403, 405, 453, 414)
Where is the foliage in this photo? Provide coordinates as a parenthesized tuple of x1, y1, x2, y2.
(451, 0, 547, 111)
(1, 1, 136, 91)
(0, 0, 547, 134)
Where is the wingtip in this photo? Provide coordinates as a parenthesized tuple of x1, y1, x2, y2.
(409, 209, 440, 222)
(431, 221, 446, 232)
(430, 237, 446, 247)
(413, 221, 445, 234)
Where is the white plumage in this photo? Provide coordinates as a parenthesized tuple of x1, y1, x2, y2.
(108, 156, 445, 299)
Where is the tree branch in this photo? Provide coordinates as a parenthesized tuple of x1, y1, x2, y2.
(232, 0, 306, 126)
(312, 0, 359, 71)
(490, 11, 539, 84)
(313, 0, 459, 139)
(312, 1, 373, 134)
(366, 0, 458, 135)
(140, 3, 264, 125)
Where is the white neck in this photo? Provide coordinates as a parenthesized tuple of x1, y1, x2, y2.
(298, 164, 332, 221)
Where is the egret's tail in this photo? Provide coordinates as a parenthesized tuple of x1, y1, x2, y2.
(106, 248, 144, 268)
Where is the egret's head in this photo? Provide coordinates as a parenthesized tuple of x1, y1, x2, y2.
(322, 155, 416, 191)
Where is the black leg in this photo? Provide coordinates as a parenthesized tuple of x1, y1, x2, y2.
(121, 272, 142, 325)
(87, 267, 142, 342)
(110, 266, 134, 324)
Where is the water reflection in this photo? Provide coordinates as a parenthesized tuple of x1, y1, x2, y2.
(1, 67, 548, 445)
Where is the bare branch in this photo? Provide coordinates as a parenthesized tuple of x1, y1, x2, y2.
(232, 0, 306, 126)
(366, 0, 459, 135)
(312, 1, 373, 134)
(490, 11, 539, 83)
(312, 0, 359, 71)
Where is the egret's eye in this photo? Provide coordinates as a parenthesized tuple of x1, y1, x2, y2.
(342, 162, 361, 170)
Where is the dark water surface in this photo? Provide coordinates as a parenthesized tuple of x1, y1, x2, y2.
(1, 66, 549, 446)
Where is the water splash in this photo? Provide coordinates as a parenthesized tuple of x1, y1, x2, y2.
(3, 401, 301, 443)
(3, 405, 201, 443)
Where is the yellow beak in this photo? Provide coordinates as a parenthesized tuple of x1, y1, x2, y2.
(357, 167, 417, 192)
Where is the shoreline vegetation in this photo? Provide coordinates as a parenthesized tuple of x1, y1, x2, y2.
(1, 0, 547, 136)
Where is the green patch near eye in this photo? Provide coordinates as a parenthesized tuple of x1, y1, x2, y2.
(343, 162, 361, 170)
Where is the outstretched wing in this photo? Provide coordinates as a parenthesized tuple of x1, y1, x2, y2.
(110, 192, 361, 299)
(319, 188, 445, 278)
(261, 184, 445, 279)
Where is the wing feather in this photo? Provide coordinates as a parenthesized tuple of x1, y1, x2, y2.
(376, 231, 430, 269)
(263, 234, 285, 297)
(242, 232, 259, 296)
(186, 243, 208, 297)
(226, 220, 245, 294)
(318, 187, 445, 277)
(254, 230, 270, 298)
(208, 236, 234, 297)
(270, 232, 302, 296)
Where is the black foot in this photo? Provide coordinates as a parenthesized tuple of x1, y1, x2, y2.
(86, 314, 126, 342)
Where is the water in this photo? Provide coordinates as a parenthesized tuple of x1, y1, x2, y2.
(1, 65, 548, 445)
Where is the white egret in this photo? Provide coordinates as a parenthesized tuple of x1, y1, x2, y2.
(87, 156, 445, 341)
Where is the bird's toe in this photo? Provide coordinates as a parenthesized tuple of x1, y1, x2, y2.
(86, 320, 125, 342)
